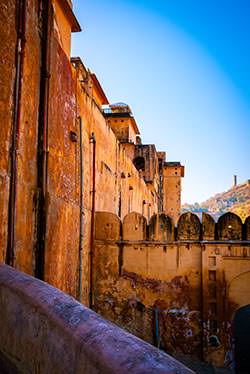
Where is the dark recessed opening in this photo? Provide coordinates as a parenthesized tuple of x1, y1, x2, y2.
(133, 156, 145, 172)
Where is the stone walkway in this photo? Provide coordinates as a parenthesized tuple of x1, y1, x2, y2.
(173, 354, 232, 374)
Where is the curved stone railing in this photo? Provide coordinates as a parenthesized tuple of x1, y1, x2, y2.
(0, 264, 193, 374)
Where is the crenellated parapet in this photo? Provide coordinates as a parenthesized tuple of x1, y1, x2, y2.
(202, 212, 216, 240)
(94, 211, 250, 242)
(245, 215, 250, 240)
(93, 210, 250, 368)
(149, 213, 174, 241)
(217, 212, 242, 240)
(95, 211, 121, 240)
(177, 212, 201, 241)
(123, 212, 147, 241)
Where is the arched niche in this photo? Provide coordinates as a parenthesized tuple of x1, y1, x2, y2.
(233, 304, 250, 374)
(123, 212, 147, 241)
(217, 212, 242, 240)
(228, 271, 250, 315)
(148, 213, 174, 241)
(133, 156, 145, 172)
(244, 216, 250, 240)
(177, 212, 201, 240)
(95, 212, 121, 240)
(202, 213, 215, 240)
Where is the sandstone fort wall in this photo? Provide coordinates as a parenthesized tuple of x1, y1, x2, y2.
(93, 211, 250, 366)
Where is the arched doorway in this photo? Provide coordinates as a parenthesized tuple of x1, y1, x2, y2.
(233, 304, 250, 373)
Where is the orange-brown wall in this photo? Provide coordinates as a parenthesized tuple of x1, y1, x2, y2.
(15, 0, 41, 275)
(0, 0, 41, 272)
(73, 61, 159, 302)
(0, 0, 17, 261)
(44, 33, 80, 297)
(106, 117, 138, 145)
(0, 1, 81, 298)
(52, 0, 72, 58)
(0, 0, 161, 308)
(106, 118, 130, 143)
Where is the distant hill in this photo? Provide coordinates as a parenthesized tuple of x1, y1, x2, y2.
(182, 180, 250, 222)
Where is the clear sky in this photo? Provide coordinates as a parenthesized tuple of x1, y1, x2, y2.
(71, 0, 250, 204)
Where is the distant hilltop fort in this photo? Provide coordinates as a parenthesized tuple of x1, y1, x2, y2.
(182, 177, 250, 221)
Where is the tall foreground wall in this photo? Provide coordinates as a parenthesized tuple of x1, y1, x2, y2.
(93, 211, 250, 367)
(0, 0, 160, 306)
(0, 0, 82, 298)
(0, 0, 41, 270)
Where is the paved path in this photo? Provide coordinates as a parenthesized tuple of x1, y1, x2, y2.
(174, 354, 233, 374)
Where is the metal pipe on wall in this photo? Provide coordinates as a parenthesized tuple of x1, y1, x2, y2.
(200, 244, 205, 361)
(89, 132, 96, 309)
(6, 0, 26, 267)
(153, 306, 160, 348)
(78, 116, 84, 302)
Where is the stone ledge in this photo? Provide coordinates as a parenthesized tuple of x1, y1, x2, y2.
(0, 263, 193, 374)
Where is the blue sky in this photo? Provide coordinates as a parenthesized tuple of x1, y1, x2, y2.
(71, 0, 250, 204)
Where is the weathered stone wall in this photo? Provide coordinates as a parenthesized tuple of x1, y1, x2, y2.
(0, 263, 193, 374)
(93, 211, 250, 367)
(0, 0, 159, 306)
(0, 0, 82, 297)
(0, 0, 42, 272)
(74, 65, 158, 220)
(44, 28, 80, 297)
(14, 0, 41, 275)
(0, 0, 82, 298)
(105, 117, 130, 143)
(134, 144, 159, 183)
(0, 0, 17, 261)
(73, 60, 159, 303)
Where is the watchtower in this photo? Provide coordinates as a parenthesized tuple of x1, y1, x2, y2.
(162, 162, 184, 225)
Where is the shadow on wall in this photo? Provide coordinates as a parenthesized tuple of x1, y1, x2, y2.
(233, 304, 250, 374)
(95, 211, 250, 242)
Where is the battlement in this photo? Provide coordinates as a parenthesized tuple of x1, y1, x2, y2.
(95, 211, 250, 242)
(93, 211, 250, 367)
